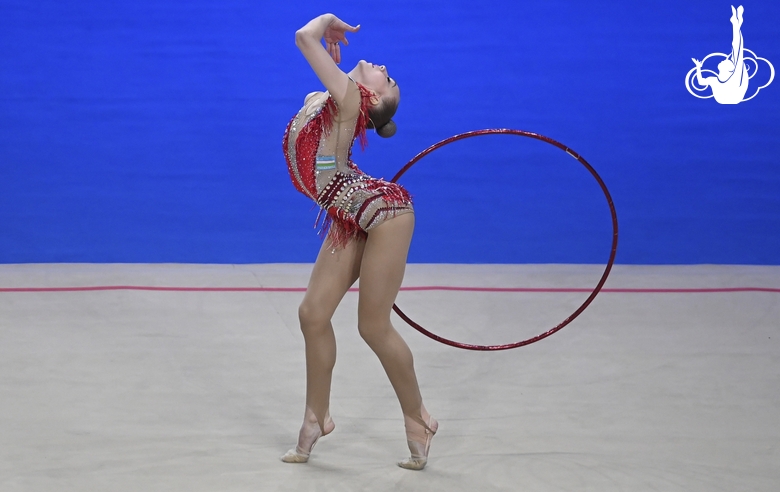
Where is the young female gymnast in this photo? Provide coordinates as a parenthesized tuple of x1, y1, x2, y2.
(280, 13, 437, 470)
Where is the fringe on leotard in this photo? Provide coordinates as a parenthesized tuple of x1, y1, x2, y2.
(284, 82, 410, 249)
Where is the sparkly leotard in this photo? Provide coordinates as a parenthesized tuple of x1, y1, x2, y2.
(282, 78, 413, 248)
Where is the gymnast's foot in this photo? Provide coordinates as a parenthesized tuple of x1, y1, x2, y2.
(281, 407, 335, 463)
(397, 410, 438, 470)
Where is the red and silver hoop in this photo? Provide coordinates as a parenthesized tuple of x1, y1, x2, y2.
(390, 129, 619, 351)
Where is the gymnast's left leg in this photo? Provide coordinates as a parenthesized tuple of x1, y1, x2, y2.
(356, 212, 438, 470)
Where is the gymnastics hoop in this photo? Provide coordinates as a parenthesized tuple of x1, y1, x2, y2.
(390, 129, 619, 351)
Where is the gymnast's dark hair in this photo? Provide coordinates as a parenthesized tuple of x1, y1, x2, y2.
(367, 97, 398, 138)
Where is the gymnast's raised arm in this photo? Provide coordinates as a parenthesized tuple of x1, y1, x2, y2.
(295, 14, 360, 105)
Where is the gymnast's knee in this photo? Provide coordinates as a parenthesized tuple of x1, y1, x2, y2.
(298, 300, 330, 335)
(357, 317, 392, 347)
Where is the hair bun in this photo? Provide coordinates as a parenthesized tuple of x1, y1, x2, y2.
(376, 119, 397, 138)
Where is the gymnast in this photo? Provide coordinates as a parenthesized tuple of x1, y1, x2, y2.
(692, 5, 748, 104)
(280, 13, 437, 470)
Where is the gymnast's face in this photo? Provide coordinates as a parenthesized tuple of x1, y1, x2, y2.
(349, 60, 400, 103)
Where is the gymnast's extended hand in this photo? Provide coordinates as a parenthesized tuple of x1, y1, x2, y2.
(322, 15, 360, 64)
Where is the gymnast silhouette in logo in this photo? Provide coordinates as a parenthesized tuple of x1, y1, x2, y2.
(686, 5, 774, 104)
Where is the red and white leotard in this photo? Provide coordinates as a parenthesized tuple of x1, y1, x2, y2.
(282, 78, 413, 248)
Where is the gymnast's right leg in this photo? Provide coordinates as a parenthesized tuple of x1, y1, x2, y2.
(356, 213, 438, 470)
(281, 234, 365, 463)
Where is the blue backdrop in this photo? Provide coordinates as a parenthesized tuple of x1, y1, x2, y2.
(1, 0, 778, 264)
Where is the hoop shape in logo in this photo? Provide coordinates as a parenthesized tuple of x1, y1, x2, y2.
(685, 48, 775, 101)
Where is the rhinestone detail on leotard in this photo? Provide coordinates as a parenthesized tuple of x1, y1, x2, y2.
(282, 81, 413, 248)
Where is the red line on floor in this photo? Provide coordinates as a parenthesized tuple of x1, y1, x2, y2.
(1, 285, 779, 293)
